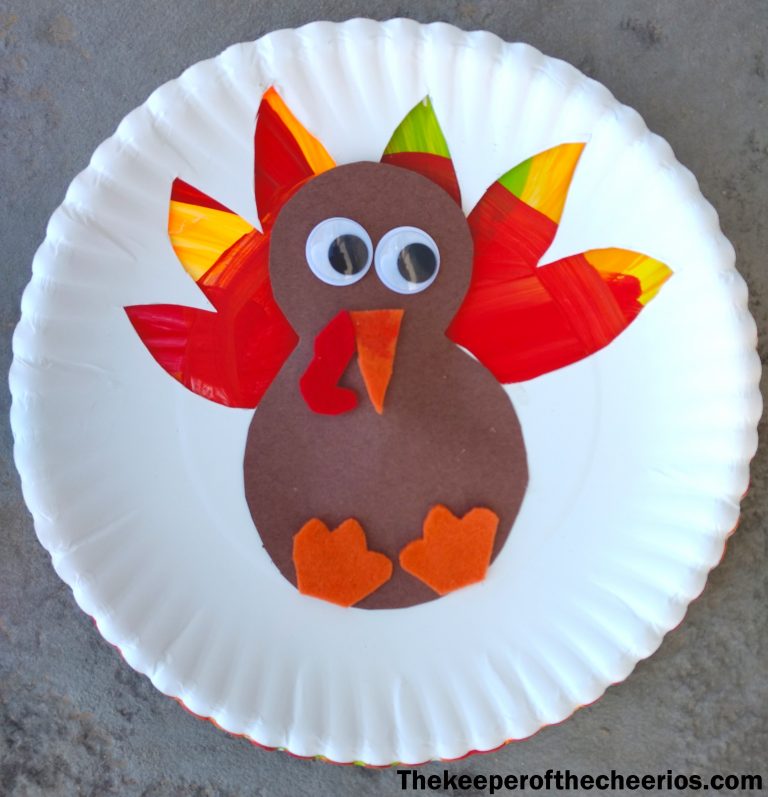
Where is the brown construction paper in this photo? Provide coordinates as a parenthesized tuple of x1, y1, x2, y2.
(244, 162, 529, 609)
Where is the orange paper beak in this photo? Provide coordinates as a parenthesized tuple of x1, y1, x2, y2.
(349, 309, 404, 414)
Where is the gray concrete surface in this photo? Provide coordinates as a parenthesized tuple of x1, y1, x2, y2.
(1, 1, 766, 795)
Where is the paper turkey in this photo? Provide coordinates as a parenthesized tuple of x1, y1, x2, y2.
(126, 88, 672, 610)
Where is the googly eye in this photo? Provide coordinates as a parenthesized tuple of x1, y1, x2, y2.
(305, 217, 373, 286)
(374, 226, 440, 294)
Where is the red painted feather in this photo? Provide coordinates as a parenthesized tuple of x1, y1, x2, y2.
(380, 151, 461, 206)
(127, 200, 297, 409)
(448, 184, 649, 382)
(170, 179, 232, 213)
(253, 96, 315, 226)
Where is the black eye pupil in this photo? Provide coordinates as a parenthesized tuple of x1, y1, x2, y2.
(328, 235, 369, 276)
(397, 243, 437, 284)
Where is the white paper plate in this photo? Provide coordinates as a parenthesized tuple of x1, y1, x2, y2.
(9, 19, 761, 765)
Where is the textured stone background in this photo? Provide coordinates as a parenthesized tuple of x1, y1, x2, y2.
(1, 2, 766, 795)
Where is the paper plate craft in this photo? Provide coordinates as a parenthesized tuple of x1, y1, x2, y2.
(10, 20, 760, 765)
(126, 88, 671, 610)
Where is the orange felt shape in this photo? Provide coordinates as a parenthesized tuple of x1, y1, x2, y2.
(399, 505, 499, 595)
(349, 309, 404, 414)
(292, 518, 393, 607)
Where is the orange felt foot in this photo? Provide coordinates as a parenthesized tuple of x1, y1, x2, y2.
(293, 518, 393, 607)
(399, 505, 499, 595)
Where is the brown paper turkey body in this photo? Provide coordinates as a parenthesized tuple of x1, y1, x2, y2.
(245, 161, 526, 609)
(126, 89, 673, 609)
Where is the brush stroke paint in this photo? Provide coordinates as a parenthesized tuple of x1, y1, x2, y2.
(254, 87, 335, 225)
(381, 97, 461, 204)
(126, 87, 672, 409)
(448, 143, 672, 382)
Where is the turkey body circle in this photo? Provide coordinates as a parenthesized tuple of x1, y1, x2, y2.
(9, 20, 761, 765)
